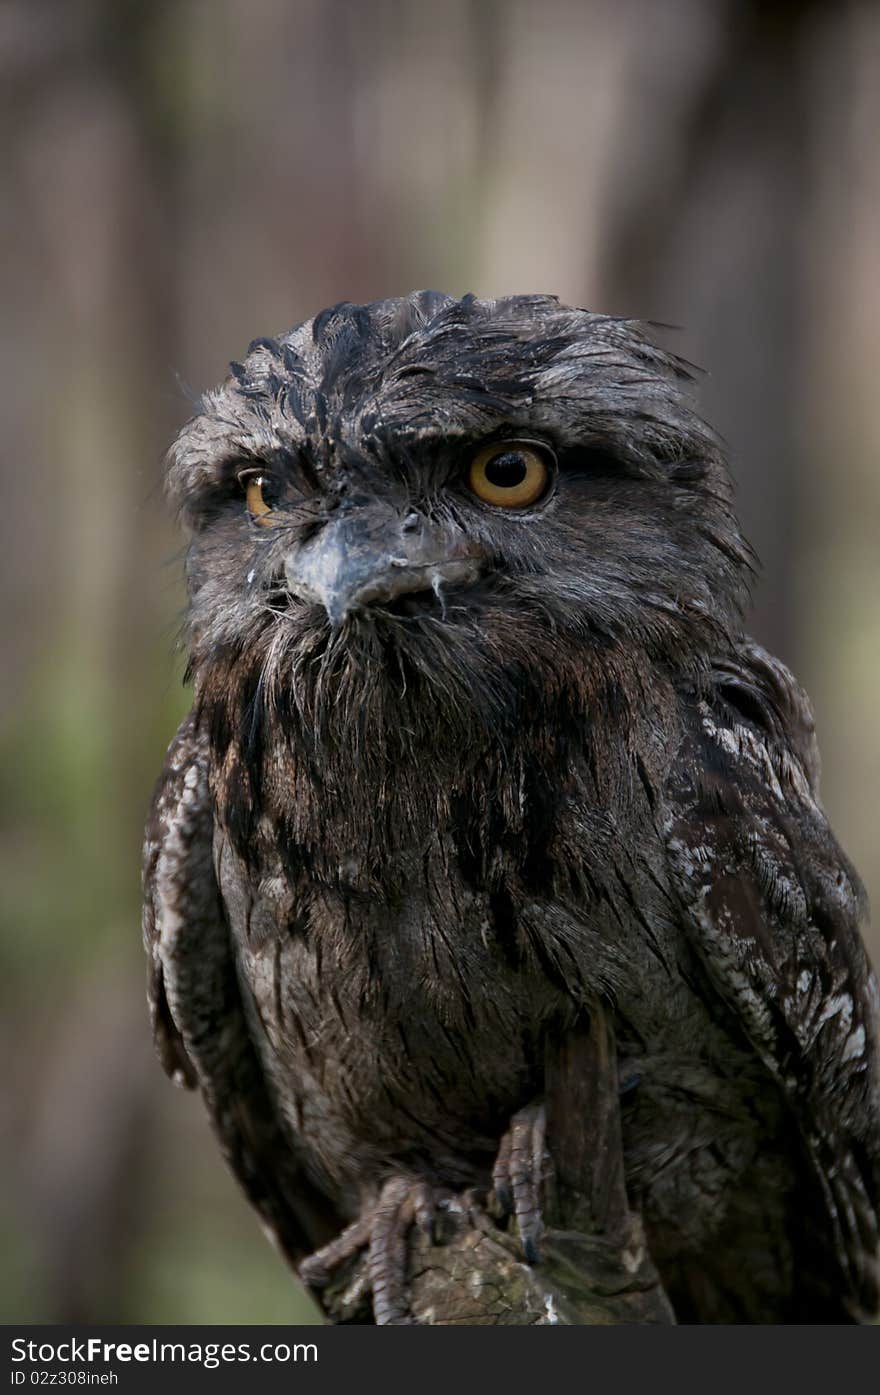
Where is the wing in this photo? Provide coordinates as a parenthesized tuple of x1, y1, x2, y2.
(142, 712, 341, 1263)
(664, 641, 880, 1320)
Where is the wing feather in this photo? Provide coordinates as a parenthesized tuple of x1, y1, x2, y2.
(665, 642, 880, 1318)
(142, 712, 341, 1263)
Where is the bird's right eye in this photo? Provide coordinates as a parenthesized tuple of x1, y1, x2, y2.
(238, 470, 276, 525)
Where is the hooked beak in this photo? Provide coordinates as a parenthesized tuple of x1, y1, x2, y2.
(283, 506, 485, 625)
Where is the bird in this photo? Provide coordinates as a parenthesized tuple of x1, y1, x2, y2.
(143, 291, 880, 1324)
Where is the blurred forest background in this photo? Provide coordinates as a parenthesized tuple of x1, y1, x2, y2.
(1, 0, 879, 1324)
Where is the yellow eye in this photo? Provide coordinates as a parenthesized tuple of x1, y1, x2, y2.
(467, 442, 552, 508)
(244, 474, 273, 522)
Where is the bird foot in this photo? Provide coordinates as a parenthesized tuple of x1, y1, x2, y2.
(490, 1101, 551, 1263)
(298, 1176, 449, 1325)
(300, 1107, 551, 1321)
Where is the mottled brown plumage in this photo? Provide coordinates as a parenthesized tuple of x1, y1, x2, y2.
(144, 292, 880, 1322)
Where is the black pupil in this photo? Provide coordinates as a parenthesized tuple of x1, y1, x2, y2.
(484, 451, 529, 489)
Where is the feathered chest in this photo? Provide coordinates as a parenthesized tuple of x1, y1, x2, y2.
(209, 728, 699, 1047)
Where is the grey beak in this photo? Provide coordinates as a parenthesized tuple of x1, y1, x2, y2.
(283, 506, 483, 624)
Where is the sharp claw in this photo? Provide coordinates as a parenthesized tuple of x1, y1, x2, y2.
(522, 1230, 542, 1265)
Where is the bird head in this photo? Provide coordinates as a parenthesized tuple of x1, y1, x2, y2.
(169, 292, 752, 762)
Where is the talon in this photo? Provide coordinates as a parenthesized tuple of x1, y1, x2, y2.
(491, 1102, 549, 1263)
(297, 1176, 446, 1323)
(369, 1178, 415, 1325)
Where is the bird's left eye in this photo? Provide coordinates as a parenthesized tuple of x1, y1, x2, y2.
(467, 441, 553, 508)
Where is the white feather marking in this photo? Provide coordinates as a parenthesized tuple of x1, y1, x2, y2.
(816, 993, 853, 1031)
(841, 1025, 866, 1063)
